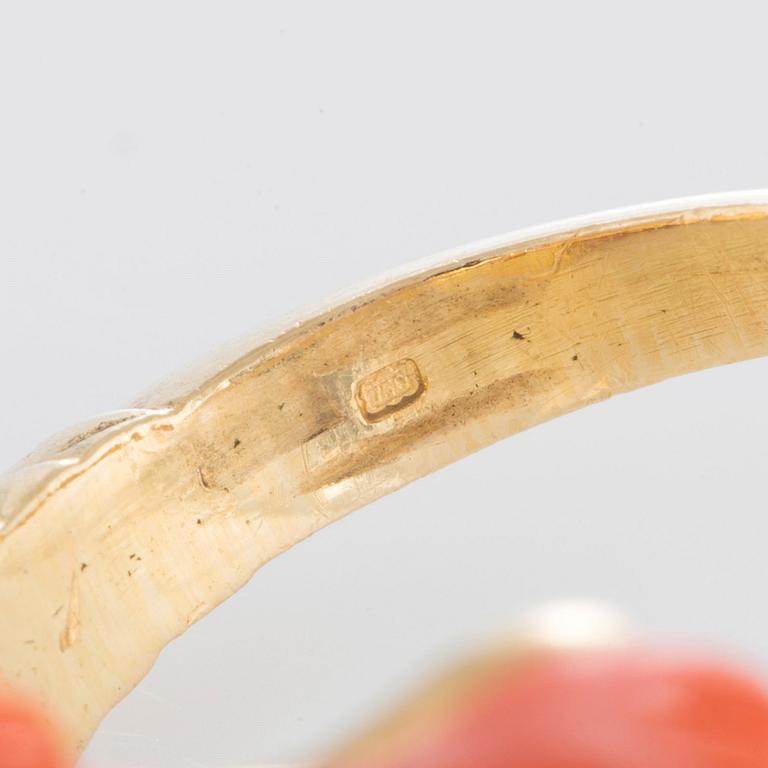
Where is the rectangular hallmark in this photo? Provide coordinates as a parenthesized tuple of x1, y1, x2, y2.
(355, 358, 425, 422)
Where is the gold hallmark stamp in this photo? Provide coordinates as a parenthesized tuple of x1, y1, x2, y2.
(355, 358, 426, 422)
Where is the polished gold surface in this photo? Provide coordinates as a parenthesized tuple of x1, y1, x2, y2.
(2, 201, 768, 755)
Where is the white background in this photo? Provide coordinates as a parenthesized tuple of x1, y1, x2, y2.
(2, 2, 768, 765)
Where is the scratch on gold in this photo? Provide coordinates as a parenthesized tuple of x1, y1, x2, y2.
(59, 572, 80, 652)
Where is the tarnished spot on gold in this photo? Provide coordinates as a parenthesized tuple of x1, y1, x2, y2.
(355, 358, 426, 422)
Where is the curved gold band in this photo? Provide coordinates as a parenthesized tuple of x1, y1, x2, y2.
(3, 197, 768, 754)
